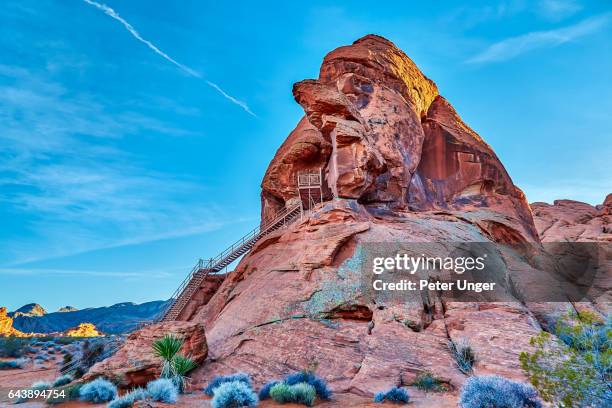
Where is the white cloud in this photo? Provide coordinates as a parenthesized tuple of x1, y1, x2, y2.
(537, 0, 582, 21)
(0, 66, 244, 265)
(467, 13, 611, 63)
(81, 0, 256, 117)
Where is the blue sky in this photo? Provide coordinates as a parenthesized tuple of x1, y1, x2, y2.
(1, 0, 610, 311)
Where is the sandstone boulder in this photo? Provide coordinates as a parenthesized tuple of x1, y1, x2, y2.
(84, 321, 207, 388)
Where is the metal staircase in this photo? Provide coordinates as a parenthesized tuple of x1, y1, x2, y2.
(158, 203, 303, 322)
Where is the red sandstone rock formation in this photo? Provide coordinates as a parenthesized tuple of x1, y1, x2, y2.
(531, 196, 611, 242)
(184, 36, 575, 397)
(262, 35, 537, 243)
(93, 36, 609, 404)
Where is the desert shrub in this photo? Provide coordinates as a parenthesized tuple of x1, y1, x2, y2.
(31, 380, 52, 391)
(152, 334, 183, 378)
(0, 336, 27, 357)
(459, 375, 541, 408)
(269, 383, 294, 403)
(107, 396, 134, 408)
(52, 374, 72, 387)
(106, 388, 148, 408)
(520, 311, 611, 407)
(412, 372, 447, 392)
(62, 352, 73, 365)
(211, 380, 258, 408)
(80, 378, 118, 403)
(146, 378, 178, 403)
(284, 371, 332, 400)
(205, 372, 252, 396)
(374, 387, 410, 404)
(170, 354, 197, 393)
(258, 380, 279, 400)
(269, 382, 316, 406)
(291, 383, 316, 406)
(449, 338, 476, 374)
(0, 358, 26, 369)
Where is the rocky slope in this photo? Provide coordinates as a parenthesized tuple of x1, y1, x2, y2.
(92, 35, 609, 404)
(10, 300, 168, 335)
(531, 194, 611, 242)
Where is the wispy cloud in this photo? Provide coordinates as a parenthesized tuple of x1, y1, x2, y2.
(467, 13, 611, 63)
(537, 0, 582, 21)
(81, 0, 256, 117)
(0, 65, 244, 265)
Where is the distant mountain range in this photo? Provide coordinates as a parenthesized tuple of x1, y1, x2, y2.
(9, 300, 169, 334)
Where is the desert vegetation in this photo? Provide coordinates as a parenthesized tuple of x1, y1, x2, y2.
(152, 334, 198, 392)
(449, 338, 476, 375)
(520, 310, 611, 407)
(373, 386, 410, 404)
(459, 375, 541, 408)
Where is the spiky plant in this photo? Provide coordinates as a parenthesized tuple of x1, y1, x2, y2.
(152, 335, 183, 378)
(171, 354, 198, 393)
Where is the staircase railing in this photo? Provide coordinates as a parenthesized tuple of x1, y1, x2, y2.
(158, 203, 303, 321)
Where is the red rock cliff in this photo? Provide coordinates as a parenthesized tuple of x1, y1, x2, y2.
(262, 34, 537, 242)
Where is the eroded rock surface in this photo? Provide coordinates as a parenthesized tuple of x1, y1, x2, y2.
(109, 35, 608, 405)
(531, 196, 612, 242)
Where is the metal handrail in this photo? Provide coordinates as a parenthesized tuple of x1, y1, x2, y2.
(159, 203, 303, 321)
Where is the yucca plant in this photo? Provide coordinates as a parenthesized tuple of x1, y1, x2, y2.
(171, 354, 198, 393)
(152, 335, 183, 378)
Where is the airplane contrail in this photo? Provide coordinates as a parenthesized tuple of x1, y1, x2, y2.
(82, 0, 256, 117)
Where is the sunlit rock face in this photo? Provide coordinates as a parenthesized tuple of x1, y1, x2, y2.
(114, 35, 607, 404)
(64, 322, 102, 337)
(0, 307, 26, 337)
(261, 34, 537, 243)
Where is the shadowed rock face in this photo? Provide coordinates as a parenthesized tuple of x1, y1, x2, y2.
(261, 34, 537, 243)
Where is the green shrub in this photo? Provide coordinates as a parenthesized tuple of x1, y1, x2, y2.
(269, 383, 295, 403)
(270, 382, 316, 406)
(211, 381, 258, 408)
(80, 378, 118, 403)
(520, 311, 611, 407)
(412, 372, 447, 392)
(449, 338, 476, 374)
(170, 354, 197, 393)
(284, 371, 331, 400)
(152, 335, 183, 378)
